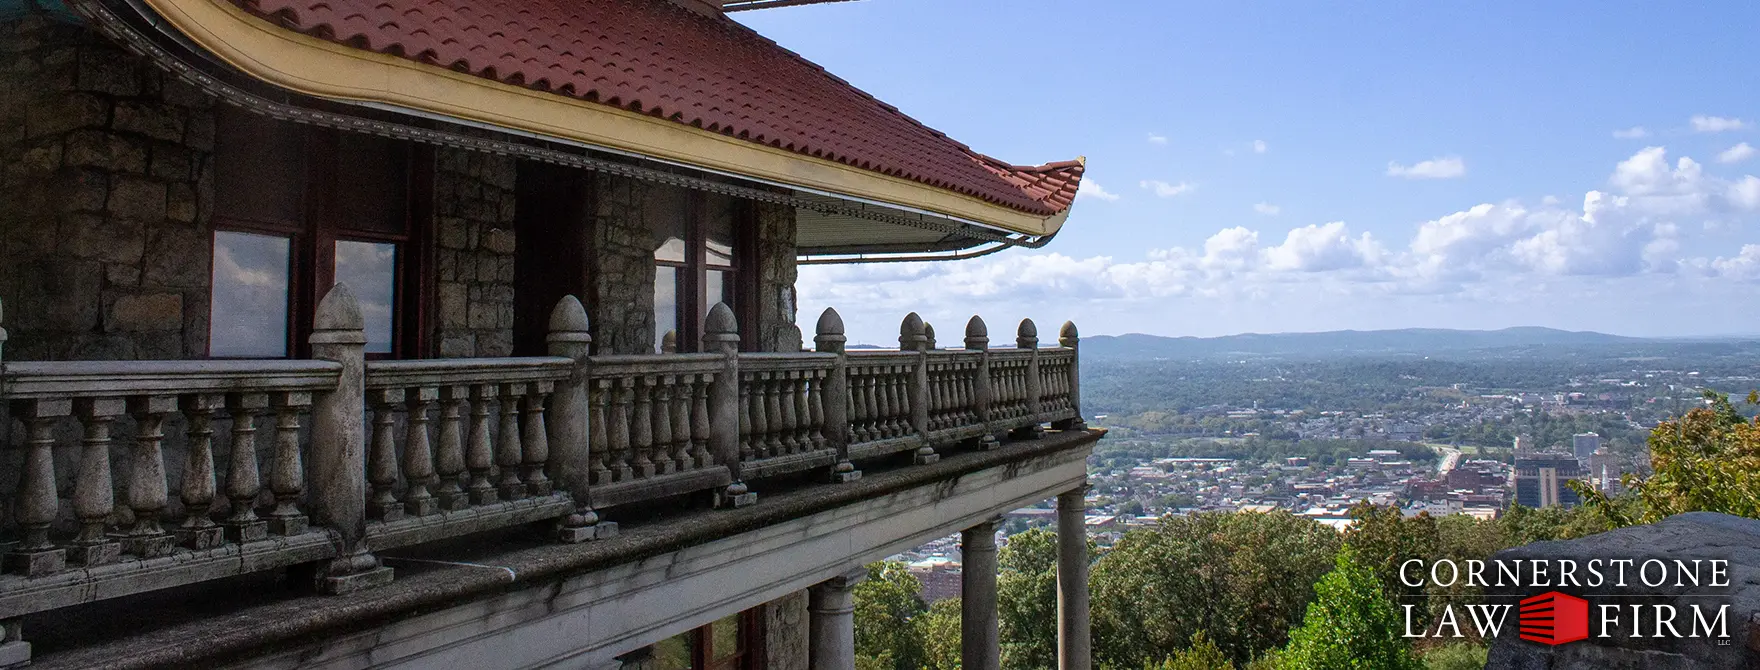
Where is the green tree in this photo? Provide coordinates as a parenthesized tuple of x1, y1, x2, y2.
(917, 597, 963, 670)
(998, 528, 1060, 669)
(1418, 643, 1488, 670)
(1146, 631, 1235, 670)
(1279, 546, 1423, 670)
(1578, 390, 1760, 525)
(854, 562, 927, 670)
(1091, 512, 1340, 667)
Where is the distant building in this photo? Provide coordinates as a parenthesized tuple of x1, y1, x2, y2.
(908, 560, 962, 604)
(1573, 432, 1602, 460)
(1514, 436, 1534, 454)
(1285, 457, 1310, 467)
(1515, 455, 1585, 509)
(1367, 449, 1402, 462)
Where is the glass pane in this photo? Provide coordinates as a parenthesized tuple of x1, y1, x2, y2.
(710, 614, 742, 660)
(651, 632, 693, 670)
(704, 269, 732, 326)
(210, 231, 290, 357)
(334, 240, 398, 354)
(705, 208, 735, 267)
(704, 238, 733, 267)
(654, 265, 678, 354)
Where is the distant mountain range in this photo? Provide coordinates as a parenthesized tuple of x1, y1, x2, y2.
(1078, 327, 1752, 360)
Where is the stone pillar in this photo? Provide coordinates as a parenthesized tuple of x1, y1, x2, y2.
(307, 284, 393, 593)
(1013, 319, 1045, 440)
(815, 308, 860, 482)
(547, 295, 613, 541)
(1057, 487, 1092, 670)
(1054, 321, 1086, 430)
(965, 315, 998, 449)
(705, 303, 755, 507)
(900, 312, 937, 464)
(808, 568, 866, 670)
(962, 518, 1003, 670)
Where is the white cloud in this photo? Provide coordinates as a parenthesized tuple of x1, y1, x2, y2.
(1613, 126, 1650, 139)
(1076, 179, 1120, 202)
(1147, 134, 1168, 146)
(1386, 156, 1466, 179)
(1253, 140, 1268, 154)
(1263, 222, 1385, 272)
(1140, 180, 1195, 198)
(1253, 203, 1282, 216)
(1691, 115, 1749, 133)
(1730, 176, 1760, 211)
(1718, 142, 1756, 164)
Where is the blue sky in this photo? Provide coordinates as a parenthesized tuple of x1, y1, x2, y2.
(737, 1, 1760, 344)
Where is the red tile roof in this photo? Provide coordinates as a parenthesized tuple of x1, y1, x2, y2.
(232, 0, 1083, 217)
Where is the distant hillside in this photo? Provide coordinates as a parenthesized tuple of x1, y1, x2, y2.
(1081, 327, 1652, 360)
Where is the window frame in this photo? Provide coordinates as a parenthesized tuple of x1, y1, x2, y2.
(654, 193, 754, 353)
(209, 110, 432, 359)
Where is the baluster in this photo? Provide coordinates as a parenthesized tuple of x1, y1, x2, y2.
(68, 398, 123, 565)
(798, 372, 816, 450)
(523, 382, 553, 496)
(651, 379, 676, 475)
(589, 381, 612, 484)
(630, 377, 655, 477)
(222, 393, 268, 545)
(869, 371, 887, 439)
(404, 388, 439, 515)
(176, 394, 225, 548)
(846, 372, 865, 443)
(120, 396, 176, 556)
(738, 381, 754, 461)
(807, 371, 827, 449)
(265, 392, 311, 534)
(5, 399, 69, 576)
(435, 386, 470, 510)
(467, 384, 498, 504)
(368, 389, 406, 520)
(887, 368, 906, 437)
(861, 373, 880, 441)
(691, 374, 713, 466)
(671, 376, 693, 469)
(752, 374, 773, 457)
(497, 383, 527, 501)
(609, 379, 634, 481)
(777, 374, 799, 453)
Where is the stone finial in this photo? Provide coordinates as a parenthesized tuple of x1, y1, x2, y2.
(899, 312, 928, 351)
(704, 302, 737, 335)
(1059, 321, 1079, 348)
(964, 315, 988, 351)
(815, 308, 847, 353)
(311, 284, 366, 344)
(660, 330, 678, 354)
(1016, 318, 1038, 348)
(546, 295, 592, 345)
(924, 323, 936, 350)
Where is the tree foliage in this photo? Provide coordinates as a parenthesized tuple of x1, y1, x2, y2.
(1091, 511, 1341, 667)
(1578, 390, 1760, 525)
(1145, 631, 1236, 670)
(916, 597, 963, 670)
(1278, 546, 1423, 670)
(998, 528, 1061, 670)
(854, 561, 927, 670)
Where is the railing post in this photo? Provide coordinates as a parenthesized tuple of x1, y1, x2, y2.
(307, 284, 393, 594)
(705, 304, 757, 507)
(1013, 319, 1045, 440)
(547, 295, 614, 541)
(900, 313, 937, 464)
(815, 308, 860, 482)
(1054, 321, 1087, 431)
(966, 316, 998, 450)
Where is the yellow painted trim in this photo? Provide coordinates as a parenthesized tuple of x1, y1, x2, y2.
(140, 0, 1067, 237)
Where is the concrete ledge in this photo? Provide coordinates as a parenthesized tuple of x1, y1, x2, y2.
(31, 429, 1103, 670)
(743, 448, 838, 480)
(367, 493, 577, 551)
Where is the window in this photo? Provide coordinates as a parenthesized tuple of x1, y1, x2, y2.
(647, 611, 758, 669)
(653, 195, 742, 353)
(209, 107, 424, 358)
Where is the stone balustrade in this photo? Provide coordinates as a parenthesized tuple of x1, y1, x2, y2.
(0, 290, 1083, 631)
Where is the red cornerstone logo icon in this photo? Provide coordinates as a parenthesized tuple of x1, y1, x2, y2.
(1519, 591, 1589, 645)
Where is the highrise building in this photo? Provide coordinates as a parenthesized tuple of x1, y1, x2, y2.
(1515, 454, 1585, 509)
(1573, 432, 1602, 460)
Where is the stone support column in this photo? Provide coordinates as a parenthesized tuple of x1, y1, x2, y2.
(1057, 487, 1091, 670)
(962, 517, 1003, 670)
(308, 284, 393, 593)
(807, 568, 866, 669)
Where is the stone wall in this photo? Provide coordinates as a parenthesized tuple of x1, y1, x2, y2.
(433, 148, 518, 357)
(763, 589, 810, 670)
(588, 173, 661, 356)
(753, 200, 801, 352)
(0, 15, 216, 360)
